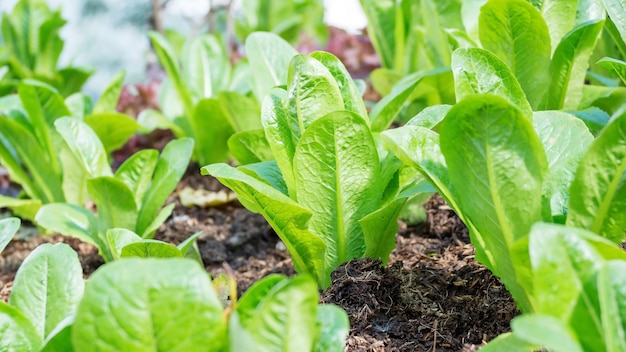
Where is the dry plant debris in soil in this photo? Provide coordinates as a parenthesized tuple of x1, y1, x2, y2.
(0, 168, 517, 351)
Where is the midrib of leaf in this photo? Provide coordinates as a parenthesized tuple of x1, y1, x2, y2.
(485, 132, 515, 251)
(295, 79, 305, 134)
(334, 131, 346, 264)
(591, 155, 626, 235)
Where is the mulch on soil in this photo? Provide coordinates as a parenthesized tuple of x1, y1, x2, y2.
(0, 167, 517, 351)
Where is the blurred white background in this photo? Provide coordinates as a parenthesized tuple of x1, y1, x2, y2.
(0, 0, 366, 95)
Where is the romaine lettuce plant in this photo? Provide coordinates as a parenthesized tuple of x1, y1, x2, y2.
(35, 134, 193, 262)
(0, 241, 349, 351)
(481, 223, 626, 352)
(0, 0, 92, 97)
(383, 92, 626, 313)
(0, 77, 141, 221)
(147, 31, 262, 166)
(203, 50, 413, 288)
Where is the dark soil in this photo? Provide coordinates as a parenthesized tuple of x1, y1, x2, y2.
(0, 166, 517, 351)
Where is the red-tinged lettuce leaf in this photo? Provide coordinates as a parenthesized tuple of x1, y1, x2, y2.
(72, 258, 227, 352)
(567, 111, 626, 243)
(440, 95, 547, 313)
(202, 163, 328, 287)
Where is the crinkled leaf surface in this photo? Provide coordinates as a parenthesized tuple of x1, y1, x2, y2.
(532, 111, 594, 220)
(286, 55, 344, 139)
(261, 88, 297, 196)
(293, 112, 380, 272)
(310, 51, 367, 118)
(451, 48, 533, 119)
(567, 111, 626, 243)
(202, 163, 327, 287)
(72, 258, 226, 352)
(440, 95, 547, 312)
(479, 0, 551, 109)
(10, 243, 84, 339)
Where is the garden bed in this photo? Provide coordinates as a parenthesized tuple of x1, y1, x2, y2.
(0, 167, 516, 351)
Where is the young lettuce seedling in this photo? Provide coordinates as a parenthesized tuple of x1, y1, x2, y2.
(0, 74, 142, 221)
(0, 0, 92, 97)
(203, 49, 412, 288)
(0, 242, 84, 351)
(0, 240, 349, 351)
(35, 129, 193, 262)
(147, 30, 263, 166)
